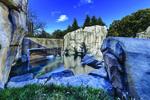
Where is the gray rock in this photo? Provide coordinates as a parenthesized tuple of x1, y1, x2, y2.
(81, 54, 103, 69)
(0, 82, 4, 89)
(38, 69, 74, 79)
(50, 69, 74, 79)
(9, 73, 34, 82)
(7, 79, 38, 88)
(46, 75, 112, 92)
(0, 0, 28, 85)
(102, 37, 150, 99)
(88, 67, 107, 79)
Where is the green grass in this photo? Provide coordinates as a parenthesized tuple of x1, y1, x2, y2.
(0, 84, 111, 100)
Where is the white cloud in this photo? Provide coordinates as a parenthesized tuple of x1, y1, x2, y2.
(56, 15, 68, 22)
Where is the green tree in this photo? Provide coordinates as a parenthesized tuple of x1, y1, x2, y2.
(66, 25, 72, 32)
(83, 15, 91, 27)
(97, 17, 105, 26)
(91, 16, 97, 25)
(52, 30, 65, 39)
(38, 30, 51, 38)
(72, 18, 80, 31)
(108, 8, 150, 37)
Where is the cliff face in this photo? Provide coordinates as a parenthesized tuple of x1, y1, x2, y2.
(64, 25, 107, 60)
(102, 37, 150, 99)
(0, 0, 28, 88)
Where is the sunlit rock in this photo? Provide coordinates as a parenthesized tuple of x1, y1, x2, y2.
(0, 0, 28, 87)
(64, 25, 107, 60)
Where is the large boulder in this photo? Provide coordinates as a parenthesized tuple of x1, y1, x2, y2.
(64, 25, 107, 60)
(0, 0, 28, 88)
(81, 54, 104, 69)
(101, 37, 150, 99)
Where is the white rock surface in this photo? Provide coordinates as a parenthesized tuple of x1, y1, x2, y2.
(64, 25, 107, 60)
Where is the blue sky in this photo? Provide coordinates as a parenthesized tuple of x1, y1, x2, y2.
(29, 0, 150, 33)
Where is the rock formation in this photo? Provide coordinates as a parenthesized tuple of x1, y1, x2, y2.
(101, 37, 150, 99)
(64, 25, 107, 60)
(0, 0, 28, 88)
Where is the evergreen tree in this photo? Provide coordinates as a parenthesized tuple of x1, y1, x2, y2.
(66, 25, 72, 32)
(91, 16, 97, 25)
(72, 18, 79, 31)
(83, 15, 91, 27)
(38, 30, 50, 38)
(97, 17, 105, 26)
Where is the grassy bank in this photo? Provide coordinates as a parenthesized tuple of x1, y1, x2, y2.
(0, 84, 111, 100)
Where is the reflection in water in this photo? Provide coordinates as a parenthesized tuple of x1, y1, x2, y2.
(64, 55, 95, 74)
(10, 54, 95, 78)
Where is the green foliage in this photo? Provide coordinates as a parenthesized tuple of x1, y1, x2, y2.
(83, 15, 91, 27)
(91, 16, 97, 25)
(83, 15, 105, 27)
(72, 18, 80, 31)
(51, 30, 65, 39)
(108, 8, 150, 37)
(97, 17, 105, 26)
(0, 85, 111, 100)
(37, 30, 51, 38)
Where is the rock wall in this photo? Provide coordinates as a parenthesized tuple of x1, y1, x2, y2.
(0, 0, 28, 88)
(101, 37, 150, 99)
(136, 26, 150, 38)
(64, 25, 107, 60)
(22, 37, 64, 55)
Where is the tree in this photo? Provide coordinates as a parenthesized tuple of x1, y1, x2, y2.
(27, 8, 46, 37)
(83, 15, 91, 27)
(66, 25, 72, 32)
(108, 8, 150, 37)
(91, 16, 97, 25)
(97, 17, 105, 26)
(72, 18, 80, 31)
(52, 30, 64, 39)
(38, 30, 51, 38)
